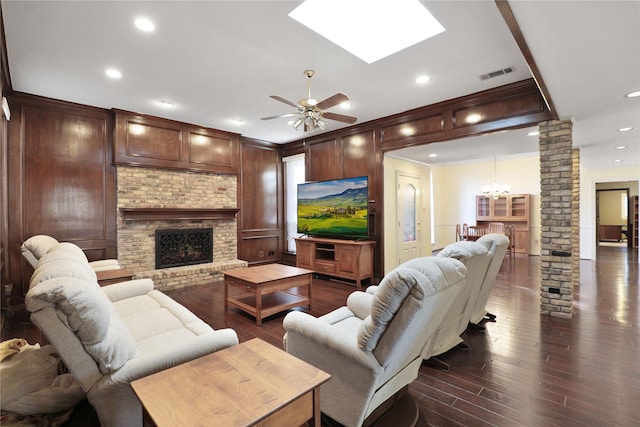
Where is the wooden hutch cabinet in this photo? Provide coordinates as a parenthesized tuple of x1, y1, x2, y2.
(294, 237, 375, 288)
(476, 194, 531, 254)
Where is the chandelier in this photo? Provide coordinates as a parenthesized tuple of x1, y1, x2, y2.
(482, 157, 510, 199)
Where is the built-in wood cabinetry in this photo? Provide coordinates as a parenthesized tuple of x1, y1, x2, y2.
(476, 194, 531, 254)
(295, 237, 375, 288)
(632, 196, 639, 249)
(113, 109, 240, 175)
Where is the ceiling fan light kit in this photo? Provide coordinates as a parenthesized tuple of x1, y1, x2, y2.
(261, 69, 357, 133)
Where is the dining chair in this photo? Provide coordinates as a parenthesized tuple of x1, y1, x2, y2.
(504, 224, 516, 259)
(462, 223, 469, 240)
(488, 222, 505, 233)
(455, 224, 462, 241)
(466, 226, 486, 241)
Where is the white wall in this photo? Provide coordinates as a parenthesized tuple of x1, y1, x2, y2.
(383, 155, 431, 274)
(580, 165, 639, 260)
(431, 154, 541, 254)
(397, 151, 637, 262)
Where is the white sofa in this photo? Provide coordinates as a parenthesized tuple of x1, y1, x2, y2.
(25, 241, 238, 427)
(283, 256, 468, 427)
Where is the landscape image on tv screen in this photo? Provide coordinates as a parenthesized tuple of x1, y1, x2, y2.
(297, 176, 368, 239)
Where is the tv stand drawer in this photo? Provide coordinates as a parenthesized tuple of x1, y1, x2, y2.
(315, 261, 335, 274)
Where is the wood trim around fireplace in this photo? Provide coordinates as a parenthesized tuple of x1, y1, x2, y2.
(121, 208, 240, 222)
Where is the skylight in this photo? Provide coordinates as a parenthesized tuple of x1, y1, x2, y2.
(289, 0, 445, 64)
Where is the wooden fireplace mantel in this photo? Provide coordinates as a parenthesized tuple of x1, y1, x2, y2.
(121, 207, 240, 221)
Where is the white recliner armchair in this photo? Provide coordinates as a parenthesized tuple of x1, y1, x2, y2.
(400, 240, 489, 371)
(283, 256, 468, 427)
(21, 234, 122, 272)
(469, 233, 510, 326)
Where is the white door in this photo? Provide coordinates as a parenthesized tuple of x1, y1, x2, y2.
(397, 172, 422, 265)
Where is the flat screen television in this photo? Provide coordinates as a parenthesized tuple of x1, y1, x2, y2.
(297, 176, 369, 239)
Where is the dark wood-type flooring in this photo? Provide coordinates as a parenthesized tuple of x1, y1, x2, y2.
(3, 246, 638, 426)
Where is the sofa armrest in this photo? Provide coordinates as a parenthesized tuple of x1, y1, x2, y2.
(347, 291, 374, 319)
(89, 259, 121, 272)
(101, 279, 154, 302)
(283, 311, 375, 366)
(366, 285, 379, 295)
(96, 329, 238, 386)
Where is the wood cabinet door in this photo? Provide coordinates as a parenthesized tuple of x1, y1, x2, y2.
(476, 196, 491, 219)
(492, 197, 508, 217)
(335, 244, 358, 276)
(509, 194, 529, 219)
(513, 230, 530, 253)
(295, 240, 314, 269)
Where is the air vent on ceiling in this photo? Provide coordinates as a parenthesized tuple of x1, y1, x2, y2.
(479, 66, 515, 81)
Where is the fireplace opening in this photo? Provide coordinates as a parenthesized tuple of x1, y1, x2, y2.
(155, 228, 213, 269)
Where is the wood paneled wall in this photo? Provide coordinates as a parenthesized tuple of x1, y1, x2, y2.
(2, 78, 552, 302)
(6, 94, 116, 302)
(290, 79, 552, 279)
(1, 7, 11, 311)
(238, 138, 282, 266)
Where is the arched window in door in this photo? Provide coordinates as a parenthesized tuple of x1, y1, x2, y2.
(402, 183, 417, 242)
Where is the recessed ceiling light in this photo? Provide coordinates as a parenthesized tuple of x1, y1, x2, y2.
(465, 113, 482, 124)
(289, 0, 445, 64)
(625, 90, 640, 98)
(339, 101, 352, 109)
(105, 68, 122, 79)
(614, 159, 623, 163)
(230, 118, 245, 125)
(527, 131, 539, 136)
(135, 17, 155, 32)
(428, 153, 437, 158)
(158, 100, 174, 108)
(416, 75, 430, 84)
(616, 145, 627, 150)
(617, 127, 633, 132)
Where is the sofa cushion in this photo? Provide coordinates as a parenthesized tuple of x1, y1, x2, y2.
(48, 242, 89, 262)
(26, 276, 137, 374)
(84, 307, 138, 374)
(21, 235, 59, 259)
(357, 266, 424, 352)
(30, 258, 96, 289)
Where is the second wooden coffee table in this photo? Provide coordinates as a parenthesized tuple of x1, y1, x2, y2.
(224, 264, 313, 325)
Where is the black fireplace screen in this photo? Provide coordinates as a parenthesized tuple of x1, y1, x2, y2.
(155, 228, 213, 269)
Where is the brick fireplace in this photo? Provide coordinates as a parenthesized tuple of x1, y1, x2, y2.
(116, 165, 246, 291)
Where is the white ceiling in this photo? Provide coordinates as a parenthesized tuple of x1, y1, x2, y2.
(3, 1, 639, 170)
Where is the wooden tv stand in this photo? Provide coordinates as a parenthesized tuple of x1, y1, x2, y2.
(295, 237, 375, 288)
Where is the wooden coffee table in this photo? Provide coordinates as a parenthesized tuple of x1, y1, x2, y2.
(224, 264, 313, 325)
(131, 338, 331, 427)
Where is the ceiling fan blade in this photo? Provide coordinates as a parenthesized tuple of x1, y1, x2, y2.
(261, 113, 297, 120)
(270, 95, 300, 109)
(316, 93, 349, 110)
(323, 111, 357, 124)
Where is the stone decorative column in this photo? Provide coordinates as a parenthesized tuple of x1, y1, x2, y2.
(571, 148, 580, 288)
(539, 120, 578, 318)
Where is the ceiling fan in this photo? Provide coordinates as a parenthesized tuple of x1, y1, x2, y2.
(261, 69, 357, 132)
